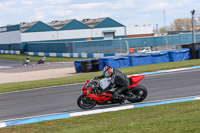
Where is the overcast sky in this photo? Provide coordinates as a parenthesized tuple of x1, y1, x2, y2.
(0, 0, 200, 28)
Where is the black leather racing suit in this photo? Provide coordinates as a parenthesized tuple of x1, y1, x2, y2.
(96, 69, 129, 95)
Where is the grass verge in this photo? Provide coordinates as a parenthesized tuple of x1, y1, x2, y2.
(0, 59, 200, 93)
(0, 54, 88, 62)
(1, 100, 200, 133)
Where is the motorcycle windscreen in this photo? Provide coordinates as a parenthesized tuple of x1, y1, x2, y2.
(99, 78, 111, 89)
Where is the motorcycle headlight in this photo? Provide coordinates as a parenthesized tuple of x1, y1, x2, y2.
(86, 83, 91, 88)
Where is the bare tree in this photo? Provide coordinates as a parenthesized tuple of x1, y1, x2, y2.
(172, 18, 192, 31)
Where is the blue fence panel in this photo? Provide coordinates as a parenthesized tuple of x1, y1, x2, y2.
(151, 51, 170, 64)
(179, 33, 192, 44)
(10, 43, 21, 50)
(165, 35, 179, 45)
(198, 47, 200, 58)
(195, 34, 200, 43)
(168, 48, 191, 62)
(0, 44, 9, 50)
(128, 53, 152, 66)
(26, 42, 67, 53)
(154, 36, 164, 46)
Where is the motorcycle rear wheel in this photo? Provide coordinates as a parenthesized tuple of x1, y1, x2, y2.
(77, 94, 97, 109)
(127, 84, 147, 103)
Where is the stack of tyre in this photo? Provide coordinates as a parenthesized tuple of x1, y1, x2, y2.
(80, 59, 100, 72)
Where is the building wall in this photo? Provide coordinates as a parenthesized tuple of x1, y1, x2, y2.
(92, 27, 125, 38)
(0, 31, 21, 44)
(126, 26, 154, 36)
(0, 25, 21, 44)
(21, 31, 58, 42)
(21, 27, 126, 43)
(58, 29, 92, 40)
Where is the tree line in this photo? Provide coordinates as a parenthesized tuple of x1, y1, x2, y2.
(160, 17, 200, 33)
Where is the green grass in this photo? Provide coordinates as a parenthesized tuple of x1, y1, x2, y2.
(0, 59, 200, 93)
(1, 100, 200, 133)
(0, 54, 88, 62)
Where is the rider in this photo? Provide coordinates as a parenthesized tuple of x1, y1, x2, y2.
(95, 66, 129, 104)
(23, 57, 30, 66)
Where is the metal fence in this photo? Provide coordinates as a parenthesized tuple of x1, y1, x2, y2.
(69, 33, 198, 53)
(6, 32, 200, 53)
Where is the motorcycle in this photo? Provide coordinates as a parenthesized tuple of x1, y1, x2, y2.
(77, 75, 147, 109)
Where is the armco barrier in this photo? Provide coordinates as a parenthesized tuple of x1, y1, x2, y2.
(0, 50, 20, 54)
(168, 48, 191, 62)
(24, 52, 128, 58)
(151, 51, 170, 64)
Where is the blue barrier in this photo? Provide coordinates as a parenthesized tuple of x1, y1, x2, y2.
(103, 56, 130, 69)
(198, 47, 200, 58)
(168, 48, 191, 62)
(74, 60, 82, 73)
(98, 58, 110, 71)
(74, 48, 192, 73)
(128, 53, 152, 66)
(151, 51, 170, 64)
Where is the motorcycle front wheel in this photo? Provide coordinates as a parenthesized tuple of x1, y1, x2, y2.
(127, 84, 148, 103)
(77, 94, 97, 109)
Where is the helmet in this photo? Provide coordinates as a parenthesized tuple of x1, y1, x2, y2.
(103, 66, 113, 78)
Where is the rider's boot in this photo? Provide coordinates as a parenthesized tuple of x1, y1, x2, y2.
(112, 92, 120, 99)
(112, 92, 125, 104)
(119, 94, 126, 104)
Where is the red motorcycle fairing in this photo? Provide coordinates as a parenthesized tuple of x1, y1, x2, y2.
(87, 93, 112, 103)
(82, 80, 112, 103)
(128, 75, 145, 88)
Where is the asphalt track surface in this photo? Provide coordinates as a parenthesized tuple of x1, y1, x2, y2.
(0, 60, 74, 73)
(0, 67, 200, 121)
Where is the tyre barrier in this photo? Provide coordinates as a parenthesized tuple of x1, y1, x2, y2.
(74, 59, 100, 73)
(91, 59, 100, 72)
(81, 60, 92, 72)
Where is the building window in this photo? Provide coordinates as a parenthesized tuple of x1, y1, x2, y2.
(103, 30, 115, 40)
